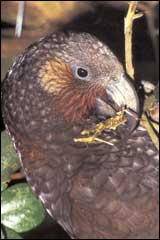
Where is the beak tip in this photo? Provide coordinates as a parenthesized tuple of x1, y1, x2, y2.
(105, 75, 140, 135)
(117, 108, 139, 137)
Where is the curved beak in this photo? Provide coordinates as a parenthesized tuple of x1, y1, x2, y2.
(96, 74, 140, 135)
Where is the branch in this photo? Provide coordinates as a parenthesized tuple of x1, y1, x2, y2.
(141, 113, 159, 150)
(124, 1, 143, 80)
(124, 1, 159, 150)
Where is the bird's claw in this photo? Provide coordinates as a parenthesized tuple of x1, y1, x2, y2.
(81, 122, 107, 136)
(74, 135, 97, 144)
(74, 110, 127, 145)
(74, 135, 114, 146)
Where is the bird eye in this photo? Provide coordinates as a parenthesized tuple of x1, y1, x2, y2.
(77, 68, 88, 78)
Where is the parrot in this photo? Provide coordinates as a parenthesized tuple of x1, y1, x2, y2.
(2, 31, 159, 239)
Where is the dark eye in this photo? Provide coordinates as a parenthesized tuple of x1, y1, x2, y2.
(77, 68, 88, 78)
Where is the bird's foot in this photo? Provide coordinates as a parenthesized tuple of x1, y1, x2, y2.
(74, 110, 127, 145)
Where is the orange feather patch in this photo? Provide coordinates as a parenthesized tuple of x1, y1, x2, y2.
(38, 57, 105, 123)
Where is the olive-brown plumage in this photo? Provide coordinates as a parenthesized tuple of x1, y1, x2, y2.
(2, 31, 159, 239)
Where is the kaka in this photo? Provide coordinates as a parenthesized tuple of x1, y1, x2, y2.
(2, 31, 159, 239)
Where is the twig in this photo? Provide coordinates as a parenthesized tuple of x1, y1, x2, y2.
(141, 113, 159, 150)
(124, 2, 159, 150)
(124, 1, 143, 80)
(15, 1, 25, 38)
(10, 172, 25, 180)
